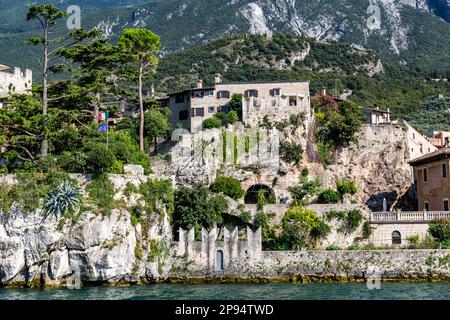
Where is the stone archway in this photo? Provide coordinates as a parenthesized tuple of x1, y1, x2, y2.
(244, 184, 276, 204)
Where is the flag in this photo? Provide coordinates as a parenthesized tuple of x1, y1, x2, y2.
(98, 111, 109, 122)
(98, 124, 107, 132)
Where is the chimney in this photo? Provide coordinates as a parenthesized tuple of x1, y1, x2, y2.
(196, 79, 203, 89)
(214, 73, 222, 84)
(321, 88, 326, 96)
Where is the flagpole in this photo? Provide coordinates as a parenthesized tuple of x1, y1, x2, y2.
(106, 110, 109, 148)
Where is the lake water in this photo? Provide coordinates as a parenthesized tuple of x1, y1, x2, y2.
(0, 282, 449, 300)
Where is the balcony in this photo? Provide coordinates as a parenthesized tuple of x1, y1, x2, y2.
(371, 211, 450, 222)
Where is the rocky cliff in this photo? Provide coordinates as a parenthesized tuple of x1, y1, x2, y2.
(0, 174, 173, 288)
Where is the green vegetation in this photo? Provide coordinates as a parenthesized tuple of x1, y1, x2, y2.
(210, 176, 245, 200)
(326, 209, 364, 234)
(288, 171, 322, 205)
(336, 179, 358, 199)
(0, 170, 75, 215)
(280, 206, 331, 249)
(172, 184, 228, 238)
(202, 117, 222, 129)
(44, 180, 82, 220)
(428, 219, 450, 248)
(87, 173, 116, 216)
(404, 96, 450, 134)
(118, 28, 160, 151)
(318, 189, 341, 204)
(313, 96, 365, 166)
(280, 141, 303, 165)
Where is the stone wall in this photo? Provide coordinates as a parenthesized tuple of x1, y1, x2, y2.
(169, 249, 450, 282)
(370, 222, 430, 246)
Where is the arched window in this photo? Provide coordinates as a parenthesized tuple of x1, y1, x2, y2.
(392, 230, 401, 245)
(216, 250, 224, 271)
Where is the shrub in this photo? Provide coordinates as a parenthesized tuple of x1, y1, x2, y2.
(210, 176, 245, 200)
(338, 209, 364, 234)
(361, 221, 373, 239)
(87, 173, 116, 216)
(288, 175, 322, 205)
(428, 219, 450, 244)
(326, 244, 342, 250)
(318, 189, 341, 204)
(226, 110, 239, 124)
(282, 206, 331, 245)
(239, 211, 252, 225)
(280, 140, 303, 165)
(203, 117, 222, 129)
(86, 144, 116, 173)
(336, 179, 358, 198)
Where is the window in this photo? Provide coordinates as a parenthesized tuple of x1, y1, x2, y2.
(392, 231, 401, 245)
(270, 88, 281, 96)
(217, 91, 230, 99)
(194, 91, 205, 98)
(195, 107, 204, 117)
(444, 199, 449, 211)
(175, 95, 185, 103)
(423, 168, 428, 182)
(246, 89, 258, 97)
(208, 106, 215, 113)
(178, 110, 188, 121)
(442, 163, 447, 178)
(289, 96, 297, 106)
(424, 202, 429, 211)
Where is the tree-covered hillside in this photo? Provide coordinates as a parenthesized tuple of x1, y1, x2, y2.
(154, 34, 450, 119)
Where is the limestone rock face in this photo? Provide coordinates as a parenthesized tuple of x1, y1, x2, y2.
(123, 164, 144, 175)
(0, 207, 171, 287)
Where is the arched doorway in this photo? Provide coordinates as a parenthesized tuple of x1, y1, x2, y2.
(392, 230, 401, 245)
(244, 184, 276, 204)
(215, 250, 224, 271)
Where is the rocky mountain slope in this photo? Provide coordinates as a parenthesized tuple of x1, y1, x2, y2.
(154, 34, 450, 119)
(2, 0, 450, 74)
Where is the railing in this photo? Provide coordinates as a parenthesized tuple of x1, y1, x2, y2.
(371, 211, 450, 222)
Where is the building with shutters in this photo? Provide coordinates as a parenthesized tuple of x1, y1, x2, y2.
(158, 74, 310, 132)
(0, 65, 32, 108)
(409, 148, 450, 211)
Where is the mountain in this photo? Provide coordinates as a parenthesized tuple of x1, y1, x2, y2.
(0, 0, 450, 72)
(86, 0, 450, 73)
(153, 34, 450, 121)
(2, 0, 450, 75)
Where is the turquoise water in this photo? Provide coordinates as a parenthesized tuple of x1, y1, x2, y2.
(0, 282, 449, 300)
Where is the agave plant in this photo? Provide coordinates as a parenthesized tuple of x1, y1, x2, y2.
(44, 180, 82, 219)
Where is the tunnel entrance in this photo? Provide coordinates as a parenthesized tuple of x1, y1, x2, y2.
(244, 184, 276, 204)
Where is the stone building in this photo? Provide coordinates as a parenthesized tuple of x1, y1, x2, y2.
(158, 74, 310, 132)
(0, 65, 32, 99)
(428, 130, 450, 149)
(176, 226, 261, 272)
(361, 105, 391, 124)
